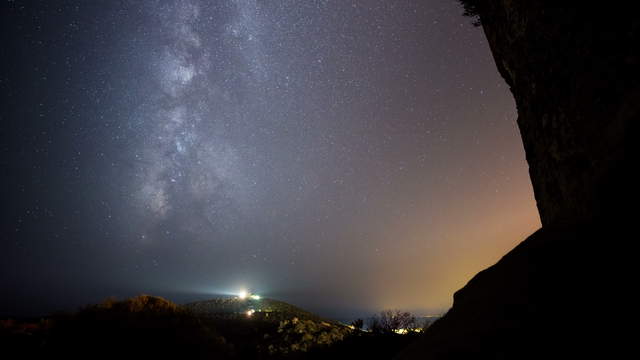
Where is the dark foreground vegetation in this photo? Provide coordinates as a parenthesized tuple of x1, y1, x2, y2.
(1, 295, 426, 359)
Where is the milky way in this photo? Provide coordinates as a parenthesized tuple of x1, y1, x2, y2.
(136, 1, 252, 233)
(3, 0, 540, 319)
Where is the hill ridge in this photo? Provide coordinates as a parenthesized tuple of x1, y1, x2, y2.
(184, 296, 333, 324)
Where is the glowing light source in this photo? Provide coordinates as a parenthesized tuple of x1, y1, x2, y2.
(250, 294, 261, 300)
(246, 309, 255, 317)
(238, 290, 248, 299)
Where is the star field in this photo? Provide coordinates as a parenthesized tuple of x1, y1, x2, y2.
(2, 0, 540, 319)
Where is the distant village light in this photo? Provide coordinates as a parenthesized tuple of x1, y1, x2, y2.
(238, 290, 248, 300)
(250, 294, 261, 300)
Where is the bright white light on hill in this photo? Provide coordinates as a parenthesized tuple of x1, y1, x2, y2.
(238, 290, 248, 299)
(250, 294, 261, 300)
(246, 309, 255, 317)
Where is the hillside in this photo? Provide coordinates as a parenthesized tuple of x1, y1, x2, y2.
(1, 295, 357, 359)
(1, 295, 233, 359)
(184, 297, 330, 323)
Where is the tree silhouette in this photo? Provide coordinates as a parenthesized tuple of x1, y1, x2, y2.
(368, 310, 416, 334)
(458, 0, 482, 26)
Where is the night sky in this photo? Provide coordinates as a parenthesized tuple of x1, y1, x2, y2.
(1, 0, 540, 320)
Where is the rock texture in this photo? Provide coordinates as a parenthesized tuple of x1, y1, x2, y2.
(480, 2, 636, 227)
(398, 2, 636, 358)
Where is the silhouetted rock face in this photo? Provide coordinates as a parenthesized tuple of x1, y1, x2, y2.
(399, 223, 627, 359)
(398, 2, 635, 359)
(481, 2, 636, 226)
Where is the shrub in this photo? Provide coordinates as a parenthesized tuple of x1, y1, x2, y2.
(265, 317, 352, 355)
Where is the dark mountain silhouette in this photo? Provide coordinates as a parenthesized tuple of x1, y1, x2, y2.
(398, 2, 635, 359)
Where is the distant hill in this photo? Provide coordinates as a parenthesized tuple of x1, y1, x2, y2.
(184, 297, 331, 323)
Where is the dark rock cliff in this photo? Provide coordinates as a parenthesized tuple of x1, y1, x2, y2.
(398, 2, 636, 358)
(478, 2, 636, 227)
